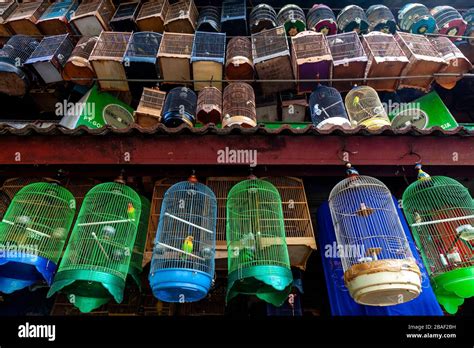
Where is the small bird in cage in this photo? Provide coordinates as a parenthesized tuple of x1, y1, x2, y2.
(181, 235, 194, 259)
(127, 202, 136, 221)
(102, 225, 116, 240)
(356, 202, 375, 217)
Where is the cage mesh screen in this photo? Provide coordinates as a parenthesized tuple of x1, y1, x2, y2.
(138, 88, 166, 110)
(327, 32, 366, 63)
(125, 32, 162, 60)
(191, 31, 226, 63)
(252, 26, 289, 64)
(41, 0, 75, 19)
(90, 31, 131, 60)
(28, 34, 74, 62)
(112, 1, 139, 20)
(137, 0, 168, 19)
(159, 32, 194, 57)
(0, 1, 17, 22)
(223, 83, 256, 121)
(226, 37, 252, 62)
(364, 33, 406, 59)
(292, 31, 331, 60)
(70, 36, 98, 60)
(8, 1, 45, 20)
(73, 0, 115, 19)
(165, 0, 198, 23)
(396, 32, 441, 59)
(221, 0, 246, 20)
(0, 35, 39, 64)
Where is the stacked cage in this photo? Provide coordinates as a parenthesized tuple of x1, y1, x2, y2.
(250, 4, 277, 34)
(47, 182, 142, 313)
(337, 5, 369, 34)
(36, 0, 78, 35)
(225, 36, 254, 81)
(70, 0, 115, 36)
(197, 87, 222, 125)
(306, 4, 337, 36)
(222, 83, 256, 128)
(345, 86, 390, 130)
(162, 86, 197, 127)
(221, 0, 247, 36)
(277, 4, 306, 37)
(196, 6, 220, 32)
(157, 32, 194, 87)
(464, 8, 474, 45)
(366, 4, 397, 34)
(5, 0, 49, 36)
(431, 6, 467, 41)
(164, 0, 198, 34)
(397, 3, 436, 35)
(0, 1, 18, 37)
(62, 36, 98, 86)
(109, 1, 140, 32)
(134, 87, 166, 128)
(135, 0, 168, 33)
(309, 85, 351, 130)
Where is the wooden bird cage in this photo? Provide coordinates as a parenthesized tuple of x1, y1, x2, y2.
(252, 26, 295, 95)
(366, 4, 397, 34)
(133, 87, 166, 128)
(136, 0, 169, 32)
(249, 4, 277, 34)
(345, 85, 390, 130)
(157, 32, 194, 87)
(225, 36, 254, 81)
(306, 4, 337, 36)
(6, 0, 49, 36)
(337, 5, 369, 33)
(0, 0, 18, 37)
(362, 32, 409, 92)
(395, 32, 447, 91)
(191, 31, 226, 91)
(398, 3, 436, 35)
(276, 4, 306, 37)
(62, 36, 98, 86)
(36, 0, 78, 35)
(89, 31, 131, 92)
(281, 94, 307, 122)
(109, 0, 140, 32)
(256, 93, 278, 122)
(164, 0, 198, 34)
(196, 6, 220, 32)
(327, 31, 368, 92)
(221, 0, 247, 36)
(222, 82, 256, 127)
(430, 36, 472, 90)
(291, 30, 333, 94)
(196, 86, 222, 125)
(70, 0, 115, 36)
(431, 6, 467, 42)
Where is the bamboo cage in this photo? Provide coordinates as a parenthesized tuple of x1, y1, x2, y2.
(337, 5, 369, 34)
(62, 36, 98, 86)
(431, 6, 467, 42)
(196, 86, 222, 125)
(362, 32, 409, 92)
(306, 4, 337, 36)
(225, 36, 254, 81)
(6, 0, 49, 36)
(36, 0, 78, 35)
(395, 32, 447, 91)
(345, 85, 391, 130)
(397, 3, 436, 35)
(135, 0, 169, 33)
(222, 82, 256, 128)
(89, 31, 131, 92)
(70, 0, 115, 36)
(164, 0, 198, 34)
(276, 4, 306, 37)
(366, 4, 397, 34)
(133, 87, 166, 128)
(197, 6, 220, 32)
(0, 1, 19, 37)
(109, 0, 140, 32)
(249, 4, 277, 34)
(157, 32, 194, 87)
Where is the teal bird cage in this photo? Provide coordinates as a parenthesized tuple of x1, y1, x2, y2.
(226, 178, 293, 307)
(149, 175, 217, 303)
(0, 182, 76, 294)
(47, 182, 141, 313)
(402, 164, 474, 314)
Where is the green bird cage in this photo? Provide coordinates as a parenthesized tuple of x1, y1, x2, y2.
(128, 195, 150, 290)
(0, 182, 76, 294)
(226, 178, 293, 306)
(47, 182, 142, 313)
(402, 164, 474, 314)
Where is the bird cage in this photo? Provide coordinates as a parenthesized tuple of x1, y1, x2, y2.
(256, 93, 278, 122)
(307, 4, 336, 36)
(291, 31, 333, 94)
(0, 35, 39, 96)
(25, 34, 75, 85)
(327, 32, 368, 92)
(395, 32, 447, 91)
(162, 86, 197, 127)
(281, 95, 307, 122)
(149, 176, 217, 303)
(309, 84, 351, 130)
(5, 0, 49, 36)
(47, 182, 142, 313)
(197, 6, 220, 32)
(0, 177, 43, 220)
(36, 0, 78, 35)
(157, 32, 194, 87)
(0, 1, 18, 37)
(124, 31, 162, 98)
(430, 37, 472, 90)
(197, 87, 222, 125)
(225, 36, 254, 81)
(109, 0, 140, 32)
(252, 26, 295, 95)
(464, 8, 474, 45)
(89, 31, 131, 92)
(70, 0, 115, 36)
(134, 87, 166, 128)
(128, 195, 150, 289)
(402, 165, 474, 314)
(366, 4, 397, 34)
(277, 4, 306, 37)
(362, 32, 409, 91)
(398, 3, 436, 35)
(222, 82, 256, 128)
(226, 178, 293, 306)
(221, 0, 247, 36)
(0, 182, 76, 294)
(337, 5, 369, 34)
(431, 6, 467, 42)
(345, 85, 390, 130)
(135, 0, 168, 32)
(329, 165, 422, 306)
(62, 36, 98, 86)
(164, 0, 198, 34)
(191, 31, 226, 91)
(249, 4, 277, 34)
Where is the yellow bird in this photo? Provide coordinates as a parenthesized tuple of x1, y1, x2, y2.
(353, 96, 360, 107)
(181, 236, 194, 259)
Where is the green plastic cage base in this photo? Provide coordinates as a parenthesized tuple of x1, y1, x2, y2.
(47, 269, 125, 313)
(226, 265, 293, 307)
(432, 267, 474, 314)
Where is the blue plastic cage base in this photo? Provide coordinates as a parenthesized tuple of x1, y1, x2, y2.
(149, 268, 212, 303)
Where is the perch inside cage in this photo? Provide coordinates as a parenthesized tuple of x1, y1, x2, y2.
(225, 36, 254, 81)
(226, 178, 293, 306)
(197, 6, 221, 32)
(431, 6, 467, 41)
(345, 86, 390, 130)
(197, 87, 222, 125)
(136, 0, 168, 33)
(397, 3, 436, 35)
(309, 84, 351, 130)
(329, 165, 422, 306)
(250, 4, 277, 34)
(70, 0, 115, 36)
(277, 4, 306, 37)
(164, 0, 198, 34)
(221, 0, 247, 36)
(307, 4, 337, 36)
(402, 164, 474, 314)
(36, 0, 78, 36)
(62, 36, 98, 86)
(222, 82, 256, 128)
(0, 182, 76, 294)
(5, 0, 49, 36)
(162, 86, 197, 127)
(149, 176, 217, 302)
(337, 5, 369, 34)
(47, 182, 142, 313)
(366, 4, 397, 34)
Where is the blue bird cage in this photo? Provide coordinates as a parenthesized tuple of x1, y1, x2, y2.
(149, 175, 217, 303)
(309, 85, 351, 130)
(162, 86, 197, 127)
(221, 0, 247, 36)
(37, 0, 79, 36)
(197, 6, 221, 32)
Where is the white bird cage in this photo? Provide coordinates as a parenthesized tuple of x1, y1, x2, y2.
(164, 0, 198, 34)
(5, 0, 49, 36)
(329, 166, 422, 306)
(157, 32, 194, 87)
(134, 87, 166, 128)
(136, 0, 169, 33)
(345, 85, 390, 130)
(70, 0, 115, 36)
(362, 32, 409, 92)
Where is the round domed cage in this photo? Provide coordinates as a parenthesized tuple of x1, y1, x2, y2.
(402, 165, 474, 314)
(329, 168, 421, 306)
(0, 182, 76, 294)
(47, 182, 142, 313)
(345, 86, 390, 130)
(226, 178, 293, 307)
(149, 178, 217, 303)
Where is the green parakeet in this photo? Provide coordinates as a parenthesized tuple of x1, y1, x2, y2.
(181, 235, 194, 259)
